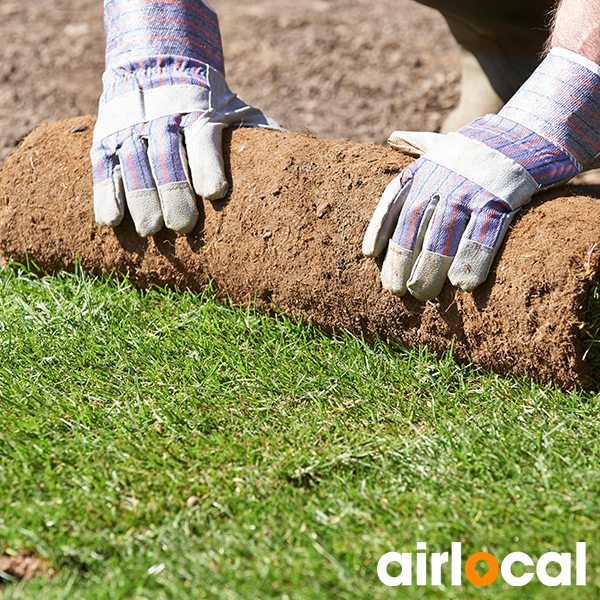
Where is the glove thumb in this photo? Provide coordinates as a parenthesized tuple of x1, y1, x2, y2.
(387, 131, 445, 157)
(184, 118, 229, 201)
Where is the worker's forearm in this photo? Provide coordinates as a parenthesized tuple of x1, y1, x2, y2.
(550, 0, 600, 63)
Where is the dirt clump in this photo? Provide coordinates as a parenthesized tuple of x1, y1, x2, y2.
(1, 116, 599, 390)
(0, 551, 49, 582)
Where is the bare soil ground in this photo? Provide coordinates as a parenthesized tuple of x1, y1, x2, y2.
(0, 0, 460, 165)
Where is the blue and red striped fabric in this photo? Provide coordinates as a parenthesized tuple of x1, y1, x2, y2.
(500, 48, 600, 171)
(460, 114, 579, 187)
(98, 55, 211, 111)
(391, 160, 514, 256)
(92, 110, 203, 191)
(104, 0, 224, 72)
(369, 47, 600, 298)
(391, 47, 600, 260)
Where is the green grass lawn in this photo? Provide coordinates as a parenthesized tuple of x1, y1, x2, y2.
(1, 265, 600, 599)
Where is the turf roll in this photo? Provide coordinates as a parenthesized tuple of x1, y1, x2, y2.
(1, 116, 599, 389)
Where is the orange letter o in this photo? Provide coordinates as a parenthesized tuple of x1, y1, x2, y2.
(465, 552, 499, 586)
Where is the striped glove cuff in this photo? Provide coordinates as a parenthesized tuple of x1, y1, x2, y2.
(95, 1, 227, 145)
(499, 47, 600, 173)
(103, 0, 224, 72)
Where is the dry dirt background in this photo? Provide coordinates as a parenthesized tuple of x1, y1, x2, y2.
(0, 0, 460, 165)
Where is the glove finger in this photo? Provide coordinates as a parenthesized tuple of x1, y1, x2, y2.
(91, 138, 126, 228)
(381, 194, 439, 297)
(390, 162, 449, 253)
(183, 115, 229, 201)
(379, 163, 444, 296)
(116, 126, 164, 237)
(406, 176, 485, 300)
(145, 115, 199, 234)
(406, 200, 466, 301)
(448, 200, 515, 292)
(362, 172, 412, 258)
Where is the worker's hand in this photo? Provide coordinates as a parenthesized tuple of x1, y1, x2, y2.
(91, 0, 280, 237)
(364, 47, 600, 300)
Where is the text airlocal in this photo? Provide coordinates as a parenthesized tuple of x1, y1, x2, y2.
(378, 542, 586, 587)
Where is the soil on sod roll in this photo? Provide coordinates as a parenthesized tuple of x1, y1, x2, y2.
(0, 116, 599, 389)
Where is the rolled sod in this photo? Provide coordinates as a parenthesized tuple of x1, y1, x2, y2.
(0, 116, 598, 389)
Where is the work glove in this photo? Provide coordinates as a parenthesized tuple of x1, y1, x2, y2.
(91, 0, 280, 237)
(363, 47, 600, 300)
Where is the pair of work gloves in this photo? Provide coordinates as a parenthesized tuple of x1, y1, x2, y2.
(93, 1, 600, 301)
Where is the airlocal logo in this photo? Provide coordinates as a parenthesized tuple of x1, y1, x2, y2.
(378, 542, 586, 587)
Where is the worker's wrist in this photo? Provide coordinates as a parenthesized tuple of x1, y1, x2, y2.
(457, 114, 578, 191)
(94, 58, 229, 144)
(550, 0, 600, 66)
